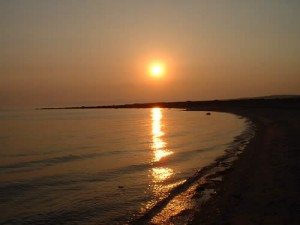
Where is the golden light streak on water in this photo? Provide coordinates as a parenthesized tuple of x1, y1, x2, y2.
(144, 108, 194, 223)
(143, 108, 175, 212)
(151, 167, 173, 183)
(151, 108, 173, 163)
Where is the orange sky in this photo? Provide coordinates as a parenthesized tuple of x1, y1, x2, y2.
(1, 1, 300, 108)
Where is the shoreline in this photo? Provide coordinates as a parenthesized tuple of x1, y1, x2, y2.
(189, 107, 300, 225)
(130, 112, 255, 225)
(130, 103, 300, 224)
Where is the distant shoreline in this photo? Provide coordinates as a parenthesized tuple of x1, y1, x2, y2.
(39, 97, 300, 111)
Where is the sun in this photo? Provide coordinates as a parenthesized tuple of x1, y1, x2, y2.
(150, 63, 165, 77)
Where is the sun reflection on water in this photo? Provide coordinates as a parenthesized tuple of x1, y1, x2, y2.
(142, 108, 189, 218)
(151, 167, 173, 183)
(151, 108, 173, 164)
(150, 107, 174, 189)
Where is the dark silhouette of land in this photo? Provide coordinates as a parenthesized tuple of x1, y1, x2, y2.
(41, 97, 300, 224)
(40, 97, 300, 111)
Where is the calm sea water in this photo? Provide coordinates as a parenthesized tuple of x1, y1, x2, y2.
(0, 108, 247, 224)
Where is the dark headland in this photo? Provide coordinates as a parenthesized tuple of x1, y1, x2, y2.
(41, 97, 300, 224)
(40, 96, 300, 111)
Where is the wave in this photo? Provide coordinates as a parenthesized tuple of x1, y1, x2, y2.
(0, 150, 126, 173)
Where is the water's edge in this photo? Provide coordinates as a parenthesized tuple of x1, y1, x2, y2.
(129, 115, 255, 225)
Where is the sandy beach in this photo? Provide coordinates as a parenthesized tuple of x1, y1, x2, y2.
(189, 105, 300, 224)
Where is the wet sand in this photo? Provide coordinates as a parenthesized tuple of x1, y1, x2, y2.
(189, 107, 300, 225)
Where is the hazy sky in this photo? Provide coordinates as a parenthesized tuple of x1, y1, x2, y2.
(1, 0, 300, 107)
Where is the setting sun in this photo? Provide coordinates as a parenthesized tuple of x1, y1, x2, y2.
(150, 63, 165, 77)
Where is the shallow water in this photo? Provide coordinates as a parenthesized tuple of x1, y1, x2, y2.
(0, 108, 247, 224)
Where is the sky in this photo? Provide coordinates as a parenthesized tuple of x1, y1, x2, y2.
(1, 0, 300, 108)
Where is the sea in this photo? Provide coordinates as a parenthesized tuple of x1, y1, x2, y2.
(0, 108, 252, 225)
